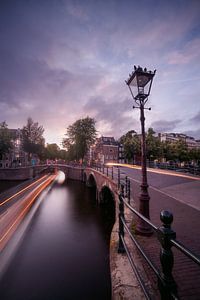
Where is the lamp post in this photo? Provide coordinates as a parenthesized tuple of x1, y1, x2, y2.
(126, 65, 156, 235)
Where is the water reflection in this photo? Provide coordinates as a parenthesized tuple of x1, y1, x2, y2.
(0, 180, 115, 300)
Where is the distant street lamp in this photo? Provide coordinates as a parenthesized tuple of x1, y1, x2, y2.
(126, 65, 156, 235)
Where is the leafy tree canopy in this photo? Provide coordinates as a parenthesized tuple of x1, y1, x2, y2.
(0, 121, 13, 156)
(146, 128, 162, 160)
(22, 117, 45, 160)
(46, 143, 60, 160)
(63, 117, 97, 161)
(119, 130, 140, 163)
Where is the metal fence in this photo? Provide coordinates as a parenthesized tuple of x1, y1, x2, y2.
(91, 164, 200, 299)
(118, 183, 200, 300)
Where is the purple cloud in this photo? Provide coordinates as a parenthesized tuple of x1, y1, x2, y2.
(150, 120, 181, 133)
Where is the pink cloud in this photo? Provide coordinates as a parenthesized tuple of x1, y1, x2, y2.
(168, 38, 200, 65)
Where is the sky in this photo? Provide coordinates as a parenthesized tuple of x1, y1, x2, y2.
(0, 0, 200, 147)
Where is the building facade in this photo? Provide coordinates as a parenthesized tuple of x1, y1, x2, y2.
(90, 136, 123, 165)
(159, 133, 200, 150)
(0, 129, 28, 168)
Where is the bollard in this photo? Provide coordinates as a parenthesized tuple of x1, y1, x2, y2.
(118, 185, 125, 253)
(128, 179, 131, 204)
(157, 211, 178, 300)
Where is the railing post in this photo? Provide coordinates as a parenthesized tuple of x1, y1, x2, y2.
(118, 167, 120, 188)
(157, 211, 178, 300)
(107, 166, 108, 177)
(128, 178, 131, 204)
(118, 185, 125, 253)
(125, 176, 128, 196)
(103, 165, 104, 174)
(112, 167, 114, 180)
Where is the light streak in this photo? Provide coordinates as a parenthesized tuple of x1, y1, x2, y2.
(106, 162, 200, 181)
(0, 175, 56, 251)
(0, 175, 48, 207)
(56, 171, 66, 184)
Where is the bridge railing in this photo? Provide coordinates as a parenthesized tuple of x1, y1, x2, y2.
(118, 184, 200, 300)
(91, 164, 131, 202)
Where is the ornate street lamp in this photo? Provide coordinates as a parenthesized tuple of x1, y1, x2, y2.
(125, 65, 156, 235)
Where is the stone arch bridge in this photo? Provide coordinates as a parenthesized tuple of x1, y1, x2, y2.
(0, 164, 119, 205)
(56, 165, 118, 205)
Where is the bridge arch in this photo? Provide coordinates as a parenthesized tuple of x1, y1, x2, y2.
(99, 185, 115, 205)
(83, 172, 87, 183)
(99, 185, 116, 230)
(87, 173, 97, 188)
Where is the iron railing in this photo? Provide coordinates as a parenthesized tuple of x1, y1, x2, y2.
(92, 164, 131, 202)
(91, 164, 200, 299)
(118, 183, 200, 300)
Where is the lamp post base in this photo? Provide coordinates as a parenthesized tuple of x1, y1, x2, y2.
(135, 220, 153, 236)
(136, 189, 153, 236)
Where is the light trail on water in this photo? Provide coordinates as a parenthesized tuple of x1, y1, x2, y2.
(0, 175, 48, 207)
(0, 175, 56, 252)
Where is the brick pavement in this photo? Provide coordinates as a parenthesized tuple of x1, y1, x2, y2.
(129, 180, 200, 299)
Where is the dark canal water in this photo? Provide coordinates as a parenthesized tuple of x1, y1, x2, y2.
(0, 178, 115, 300)
(0, 180, 27, 194)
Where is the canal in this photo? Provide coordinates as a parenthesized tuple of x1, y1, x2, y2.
(0, 176, 115, 300)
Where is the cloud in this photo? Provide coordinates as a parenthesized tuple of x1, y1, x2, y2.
(0, 0, 200, 145)
(189, 111, 200, 123)
(167, 38, 200, 65)
(183, 129, 200, 140)
(150, 120, 181, 133)
(84, 96, 138, 138)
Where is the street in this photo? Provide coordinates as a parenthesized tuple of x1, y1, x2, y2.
(117, 165, 200, 211)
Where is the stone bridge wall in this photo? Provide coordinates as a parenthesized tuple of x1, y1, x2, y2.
(0, 165, 48, 180)
(0, 165, 118, 203)
(83, 167, 118, 203)
(58, 165, 83, 181)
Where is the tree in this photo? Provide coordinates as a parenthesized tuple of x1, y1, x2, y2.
(22, 118, 45, 161)
(63, 117, 97, 162)
(59, 149, 68, 161)
(172, 140, 188, 163)
(188, 148, 200, 165)
(0, 121, 13, 158)
(119, 130, 140, 163)
(46, 143, 60, 160)
(146, 128, 162, 160)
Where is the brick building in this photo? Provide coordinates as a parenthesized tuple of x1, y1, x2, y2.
(0, 129, 28, 168)
(90, 136, 122, 165)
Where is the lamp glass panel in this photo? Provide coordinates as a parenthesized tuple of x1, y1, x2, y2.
(143, 80, 151, 96)
(129, 75, 137, 86)
(137, 74, 151, 87)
